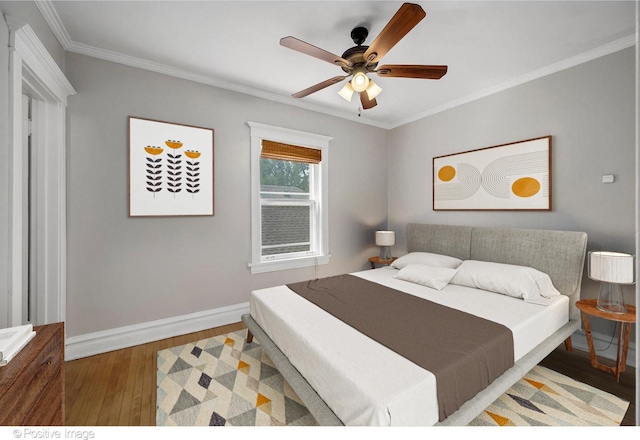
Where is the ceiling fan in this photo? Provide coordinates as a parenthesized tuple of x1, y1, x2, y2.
(280, 2, 447, 110)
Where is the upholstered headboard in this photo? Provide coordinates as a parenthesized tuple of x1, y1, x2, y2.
(406, 224, 588, 320)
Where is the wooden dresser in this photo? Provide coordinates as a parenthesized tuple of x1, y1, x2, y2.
(0, 322, 65, 425)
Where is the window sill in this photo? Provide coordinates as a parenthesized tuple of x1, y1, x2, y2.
(249, 254, 330, 274)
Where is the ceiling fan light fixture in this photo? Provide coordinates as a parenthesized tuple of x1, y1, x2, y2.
(351, 68, 370, 92)
(281, 3, 446, 111)
(338, 82, 355, 102)
(365, 80, 382, 100)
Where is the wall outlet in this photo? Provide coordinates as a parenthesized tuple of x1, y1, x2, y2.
(602, 174, 615, 183)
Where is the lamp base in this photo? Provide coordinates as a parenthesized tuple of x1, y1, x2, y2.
(596, 282, 627, 314)
(379, 246, 392, 261)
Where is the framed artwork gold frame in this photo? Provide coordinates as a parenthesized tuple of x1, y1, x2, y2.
(128, 116, 214, 217)
(433, 136, 551, 211)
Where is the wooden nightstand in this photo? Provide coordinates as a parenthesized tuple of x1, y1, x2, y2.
(369, 256, 397, 269)
(576, 299, 636, 383)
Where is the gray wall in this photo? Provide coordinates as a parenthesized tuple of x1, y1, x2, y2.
(388, 47, 636, 338)
(64, 53, 389, 337)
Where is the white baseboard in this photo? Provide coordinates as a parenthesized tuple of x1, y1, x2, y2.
(571, 329, 636, 368)
(65, 302, 249, 361)
(65, 305, 636, 370)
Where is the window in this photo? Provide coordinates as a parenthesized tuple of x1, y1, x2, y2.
(248, 122, 331, 273)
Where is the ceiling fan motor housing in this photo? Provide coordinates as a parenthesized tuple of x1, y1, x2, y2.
(350, 26, 368, 45)
(341, 27, 378, 74)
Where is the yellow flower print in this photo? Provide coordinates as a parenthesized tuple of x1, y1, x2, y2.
(144, 145, 163, 197)
(144, 145, 163, 155)
(185, 150, 201, 159)
(165, 140, 183, 149)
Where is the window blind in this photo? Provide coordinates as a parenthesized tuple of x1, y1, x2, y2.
(261, 140, 321, 164)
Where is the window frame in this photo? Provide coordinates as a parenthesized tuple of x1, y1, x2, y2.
(248, 122, 332, 274)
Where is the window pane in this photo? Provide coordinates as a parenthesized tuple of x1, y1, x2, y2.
(262, 244, 310, 256)
(261, 205, 310, 256)
(260, 158, 309, 199)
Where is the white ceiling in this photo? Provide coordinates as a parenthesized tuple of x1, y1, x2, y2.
(38, 1, 637, 129)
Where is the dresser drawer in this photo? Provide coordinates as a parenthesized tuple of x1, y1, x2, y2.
(0, 323, 65, 425)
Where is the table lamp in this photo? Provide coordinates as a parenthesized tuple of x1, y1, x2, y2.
(376, 231, 395, 261)
(588, 251, 634, 314)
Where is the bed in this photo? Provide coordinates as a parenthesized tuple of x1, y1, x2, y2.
(242, 223, 588, 426)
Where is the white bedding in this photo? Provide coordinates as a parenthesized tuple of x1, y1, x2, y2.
(249, 266, 569, 426)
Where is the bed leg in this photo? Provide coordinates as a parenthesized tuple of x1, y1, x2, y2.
(564, 337, 573, 352)
(246, 329, 253, 343)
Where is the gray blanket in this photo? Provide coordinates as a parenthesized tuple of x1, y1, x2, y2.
(287, 274, 514, 421)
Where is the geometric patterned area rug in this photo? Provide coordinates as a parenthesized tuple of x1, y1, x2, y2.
(157, 330, 628, 427)
(156, 329, 317, 426)
(469, 365, 629, 426)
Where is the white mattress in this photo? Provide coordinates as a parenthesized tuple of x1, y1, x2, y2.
(249, 267, 569, 426)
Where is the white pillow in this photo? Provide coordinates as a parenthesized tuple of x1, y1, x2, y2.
(394, 264, 458, 290)
(450, 260, 561, 303)
(391, 252, 463, 270)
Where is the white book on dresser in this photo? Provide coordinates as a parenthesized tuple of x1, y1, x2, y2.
(0, 324, 36, 365)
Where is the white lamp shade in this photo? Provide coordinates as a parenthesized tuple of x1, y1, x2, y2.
(365, 80, 382, 100)
(375, 231, 395, 246)
(338, 82, 354, 102)
(351, 68, 370, 92)
(588, 251, 635, 284)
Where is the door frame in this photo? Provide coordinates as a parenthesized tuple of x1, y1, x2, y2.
(6, 16, 75, 326)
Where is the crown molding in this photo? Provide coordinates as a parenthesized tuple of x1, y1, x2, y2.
(34, 0, 73, 48)
(34, 1, 388, 129)
(389, 34, 637, 129)
(36, 0, 634, 131)
(64, 39, 390, 129)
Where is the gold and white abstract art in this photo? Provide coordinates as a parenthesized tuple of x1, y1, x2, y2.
(433, 136, 551, 211)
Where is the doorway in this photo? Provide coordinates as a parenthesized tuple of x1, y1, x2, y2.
(21, 94, 40, 325)
(6, 16, 75, 327)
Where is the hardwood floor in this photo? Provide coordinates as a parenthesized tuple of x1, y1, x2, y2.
(539, 344, 636, 426)
(65, 321, 636, 426)
(65, 321, 245, 426)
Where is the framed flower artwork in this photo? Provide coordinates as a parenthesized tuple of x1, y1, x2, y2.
(128, 116, 214, 216)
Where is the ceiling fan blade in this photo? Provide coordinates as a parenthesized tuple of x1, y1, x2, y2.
(281, 36, 352, 68)
(364, 3, 426, 65)
(292, 75, 349, 98)
(376, 64, 448, 79)
(360, 91, 377, 110)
